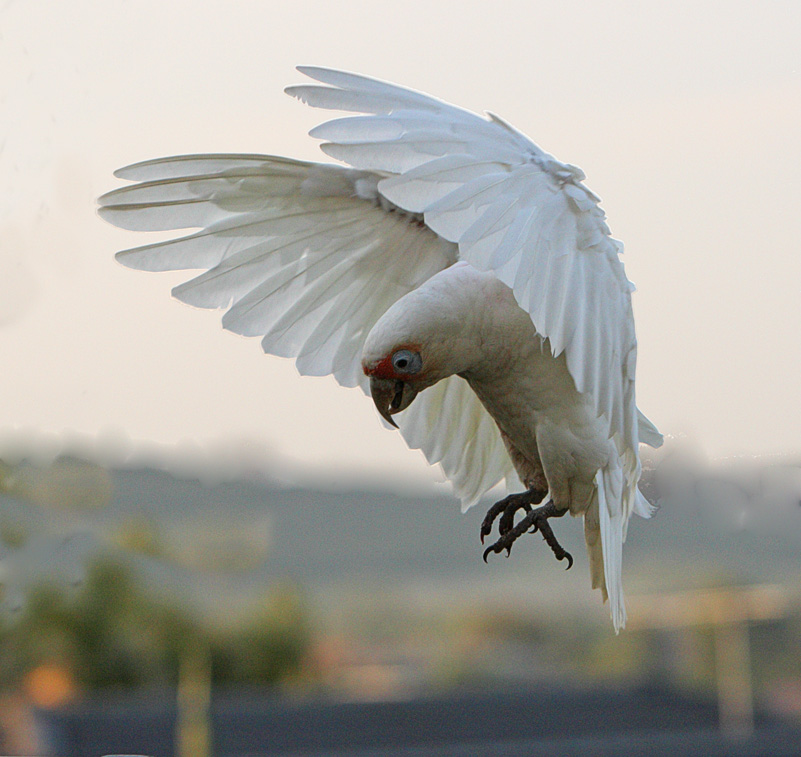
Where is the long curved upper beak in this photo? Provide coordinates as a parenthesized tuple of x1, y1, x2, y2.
(369, 377, 418, 429)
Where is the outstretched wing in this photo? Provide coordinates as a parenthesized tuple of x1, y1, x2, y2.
(288, 67, 659, 504)
(99, 154, 516, 504)
(100, 155, 457, 388)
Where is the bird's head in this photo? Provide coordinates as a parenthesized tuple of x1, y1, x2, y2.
(361, 275, 481, 428)
(361, 342, 426, 428)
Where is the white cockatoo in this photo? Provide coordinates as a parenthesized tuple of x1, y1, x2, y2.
(100, 67, 662, 631)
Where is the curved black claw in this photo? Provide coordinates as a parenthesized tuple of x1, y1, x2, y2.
(482, 505, 543, 562)
(480, 498, 511, 544)
(482, 539, 513, 562)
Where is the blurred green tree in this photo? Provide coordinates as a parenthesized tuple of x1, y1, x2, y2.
(0, 557, 313, 697)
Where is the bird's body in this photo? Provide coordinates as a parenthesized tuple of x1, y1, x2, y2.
(365, 261, 607, 514)
(362, 260, 623, 607)
(100, 67, 662, 631)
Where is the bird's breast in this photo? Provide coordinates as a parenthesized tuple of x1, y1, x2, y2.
(456, 271, 610, 510)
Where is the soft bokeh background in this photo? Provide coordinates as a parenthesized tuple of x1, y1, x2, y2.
(2, 1, 801, 755)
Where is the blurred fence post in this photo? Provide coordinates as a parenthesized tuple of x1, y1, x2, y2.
(175, 641, 212, 757)
(712, 617, 753, 738)
(628, 584, 788, 738)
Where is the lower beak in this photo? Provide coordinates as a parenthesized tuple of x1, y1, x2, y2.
(369, 377, 417, 429)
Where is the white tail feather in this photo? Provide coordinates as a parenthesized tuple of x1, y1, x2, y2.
(583, 499, 607, 602)
(596, 467, 627, 633)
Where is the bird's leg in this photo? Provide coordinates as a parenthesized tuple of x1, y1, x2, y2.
(482, 497, 573, 570)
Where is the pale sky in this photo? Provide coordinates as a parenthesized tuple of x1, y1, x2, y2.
(2, 0, 800, 487)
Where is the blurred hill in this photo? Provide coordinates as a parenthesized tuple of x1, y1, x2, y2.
(2, 449, 799, 621)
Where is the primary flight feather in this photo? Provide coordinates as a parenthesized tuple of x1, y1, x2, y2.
(99, 67, 662, 632)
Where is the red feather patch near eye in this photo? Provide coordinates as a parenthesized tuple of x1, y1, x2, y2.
(365, 355, 397, 380)
(363, 344, 422, 380)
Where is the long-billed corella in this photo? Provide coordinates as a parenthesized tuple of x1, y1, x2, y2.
(99, 67, 663, 632)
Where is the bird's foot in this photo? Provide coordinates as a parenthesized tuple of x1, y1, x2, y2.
(482, 497, 572, 570)
(480, 488, 547, 544)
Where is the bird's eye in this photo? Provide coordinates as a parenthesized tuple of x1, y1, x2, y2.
(392, 349, 422, 374)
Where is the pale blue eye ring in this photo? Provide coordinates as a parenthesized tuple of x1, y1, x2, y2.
(392, 349, 422, 374)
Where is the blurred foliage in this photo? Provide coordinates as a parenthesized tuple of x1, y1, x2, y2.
(112, 518, 167, 559)
(211, 583, 312, 686)
(0, 517, 29, 549)
(0, 557, 313, 695)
